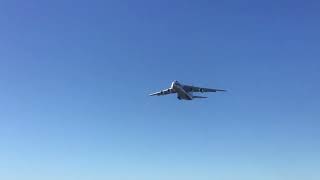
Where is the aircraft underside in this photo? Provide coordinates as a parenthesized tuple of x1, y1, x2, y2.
(177, 92, 192, 100)
(177, 92, 208, 100)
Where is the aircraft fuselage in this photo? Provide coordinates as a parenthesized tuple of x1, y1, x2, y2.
(171, 81, 193, 100)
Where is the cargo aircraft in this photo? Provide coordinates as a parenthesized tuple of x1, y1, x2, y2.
(149, 81, 226, 100)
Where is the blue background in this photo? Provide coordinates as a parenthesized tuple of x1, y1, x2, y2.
(0, 1, 319, 179)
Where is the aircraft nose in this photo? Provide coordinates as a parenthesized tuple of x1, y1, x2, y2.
(171, 81, 177, 88)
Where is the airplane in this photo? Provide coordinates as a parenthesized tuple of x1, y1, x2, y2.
(149, 80, 226, 100)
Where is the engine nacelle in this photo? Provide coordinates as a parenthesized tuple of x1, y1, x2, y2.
(199, 88, 204, 93)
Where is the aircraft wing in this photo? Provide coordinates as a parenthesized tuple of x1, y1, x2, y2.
(149, 88, 176, 96)
(184, 85, 226, 93)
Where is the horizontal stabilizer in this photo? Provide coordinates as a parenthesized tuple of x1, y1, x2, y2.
(192, 96, 207, 99)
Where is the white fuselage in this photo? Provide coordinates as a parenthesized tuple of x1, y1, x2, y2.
(171, 81, 193, 100)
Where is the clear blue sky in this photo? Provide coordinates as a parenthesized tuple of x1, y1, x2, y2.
(0, 1, 319, 180)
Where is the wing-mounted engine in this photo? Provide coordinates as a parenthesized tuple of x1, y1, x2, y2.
(149, 88, 175, 96)
(159, 88, 173, 95)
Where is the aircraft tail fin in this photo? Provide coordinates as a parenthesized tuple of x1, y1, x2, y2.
(192, 96, 208, 99)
